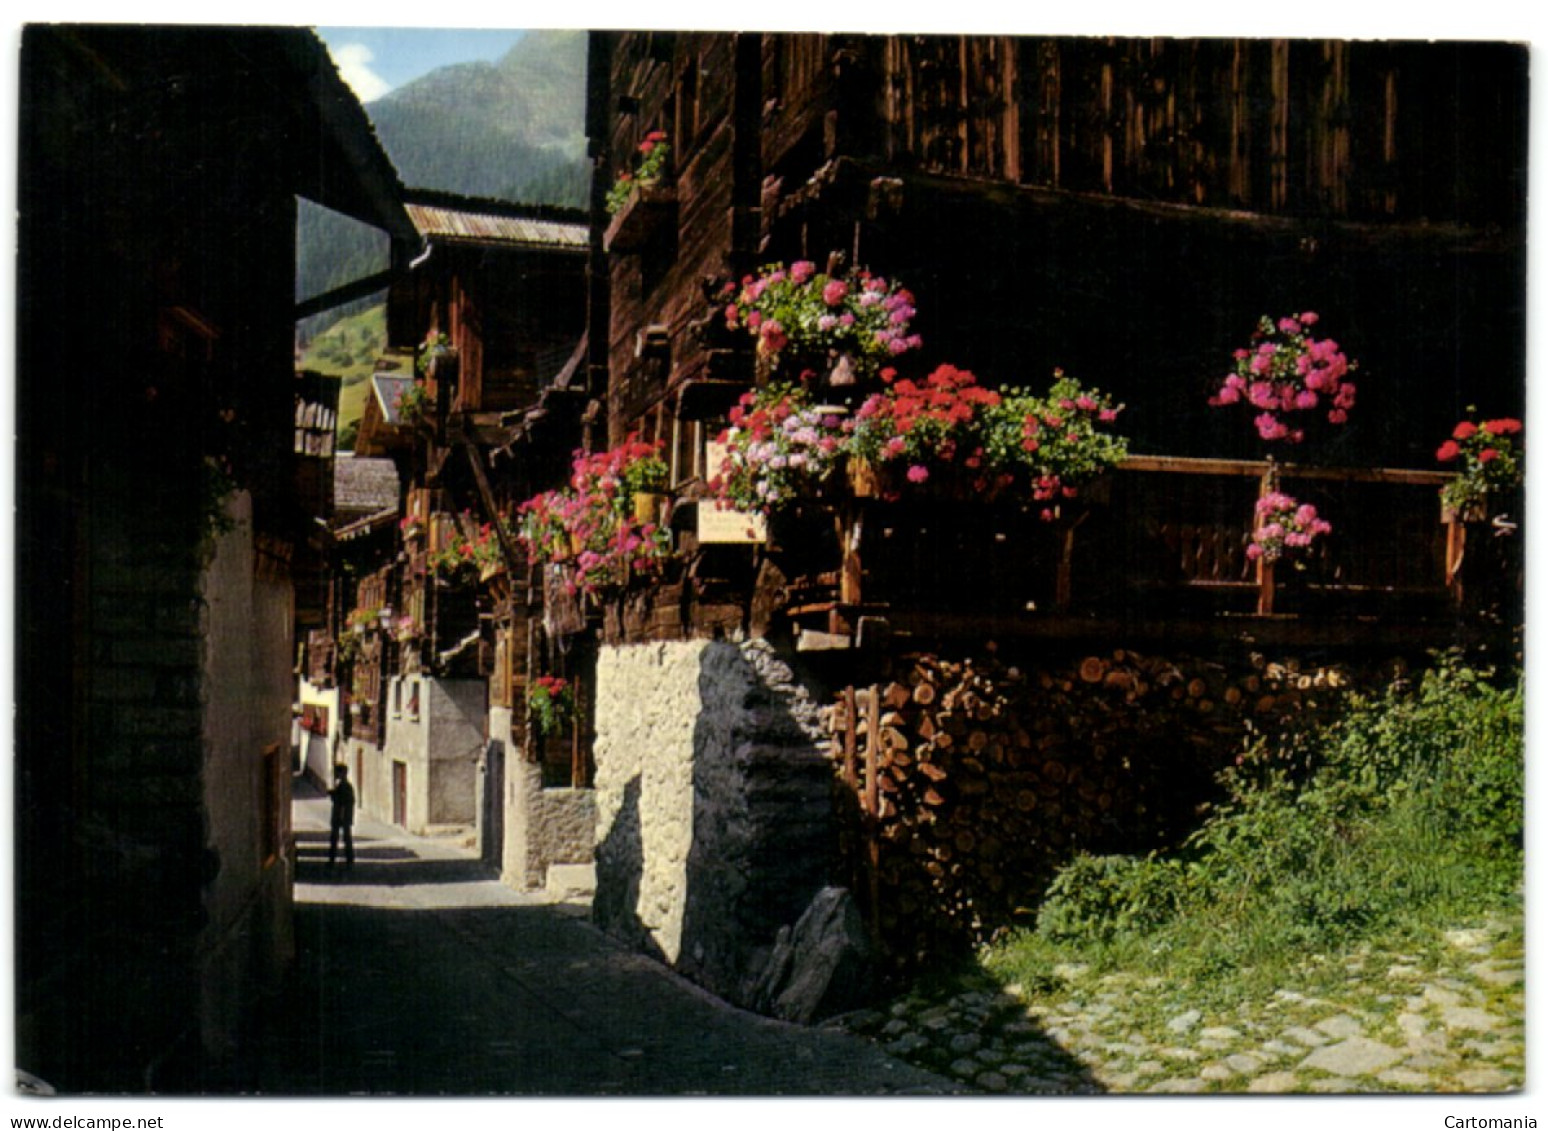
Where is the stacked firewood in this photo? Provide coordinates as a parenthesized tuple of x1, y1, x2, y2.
(830, 646, 1357, 966)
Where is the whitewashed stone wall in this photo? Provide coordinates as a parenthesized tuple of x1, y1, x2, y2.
(297, 680, 342, 783)
(592, 638, 834, 1007)
(491, 705, 595, 890)
(354, 676, 483, 834)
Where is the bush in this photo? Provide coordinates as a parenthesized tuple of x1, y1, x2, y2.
(1035, 853, 1190, 943)
(1005, 655, 1522, 974)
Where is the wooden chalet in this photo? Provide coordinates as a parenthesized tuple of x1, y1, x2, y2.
(583, 32, 1524, 652)
(557, 32, 1527, 997)
(320, 191, 592, 846)
(17, 25, 419, 1090)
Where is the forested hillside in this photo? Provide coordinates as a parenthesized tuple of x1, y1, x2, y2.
(298, 26, 589, 401)
(297, 28, 588, 344)
(368, 28, 588, 202)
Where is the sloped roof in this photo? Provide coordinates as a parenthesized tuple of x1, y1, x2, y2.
(333, 454, 400, 516)
(372, 373, 418, 427)
(405, 200, 587, 251)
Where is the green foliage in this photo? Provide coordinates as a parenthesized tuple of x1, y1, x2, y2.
(986, 656, 1523, 996)
(298, 305, 385, 377)
(364, 29, 586, 205)
(1035, 854, 1189, 943)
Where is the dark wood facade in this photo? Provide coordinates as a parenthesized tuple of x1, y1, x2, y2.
(16, 25, 417, 1091)
(320, 193, 593, 785)
(585, 32, 1525, 646)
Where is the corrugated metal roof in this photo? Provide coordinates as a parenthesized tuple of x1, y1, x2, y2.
(406, 202, 588, 250)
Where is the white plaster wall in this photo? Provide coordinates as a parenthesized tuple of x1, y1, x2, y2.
(196, 491, 294, 1059)
(297, 679, 342, 783)
(425, 678, 484, 826)
(592, 640, 708, 962)
(379, 675, 482, 834)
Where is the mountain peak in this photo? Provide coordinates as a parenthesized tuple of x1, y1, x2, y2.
(364, 28, 587, 206)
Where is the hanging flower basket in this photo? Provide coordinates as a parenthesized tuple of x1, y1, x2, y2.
(722, 261, 922, 383)
(1206, 312, 1358, 444)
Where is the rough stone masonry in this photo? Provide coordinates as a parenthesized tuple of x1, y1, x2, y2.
(591, 638, 842, 1013)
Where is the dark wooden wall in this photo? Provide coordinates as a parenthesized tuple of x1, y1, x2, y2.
(593, 32, 1525, 469)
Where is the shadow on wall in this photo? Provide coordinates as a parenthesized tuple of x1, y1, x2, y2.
(592, 774, 667, 966)
(680, 641, 852, 1019)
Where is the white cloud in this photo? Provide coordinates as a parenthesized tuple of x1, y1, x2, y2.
(329, 43, 392, 104)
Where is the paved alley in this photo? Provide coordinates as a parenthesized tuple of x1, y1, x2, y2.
(253, 780, 954, 1096)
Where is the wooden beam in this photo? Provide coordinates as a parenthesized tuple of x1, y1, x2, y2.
(1118, 453, 1452, 486)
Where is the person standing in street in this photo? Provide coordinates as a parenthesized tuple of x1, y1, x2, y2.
(329, 762, 356, 869)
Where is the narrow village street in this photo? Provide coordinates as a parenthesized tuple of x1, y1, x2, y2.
(252, 781, 955, 1096)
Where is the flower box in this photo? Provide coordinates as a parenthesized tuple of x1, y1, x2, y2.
(603, 183, 677, 254)
(1441, 498, 1488, 524)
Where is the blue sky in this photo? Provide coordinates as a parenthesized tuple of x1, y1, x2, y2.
(316, 27, 532, 102)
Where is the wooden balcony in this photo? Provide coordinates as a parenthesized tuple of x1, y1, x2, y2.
(765, 454, 1498, 652)
(602, 183, 677, 254)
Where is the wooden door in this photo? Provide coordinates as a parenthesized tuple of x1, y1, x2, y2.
(392, 760, 407, 827)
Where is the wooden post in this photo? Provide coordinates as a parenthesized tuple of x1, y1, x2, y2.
(1256, 461, 1278, 616)
(570, 675, 584, 789)
(836, 504, 864, 606)
(863, 684, 881, 941)
(864, 684, 881, 820)
(1445, 516, 1467, 608)
(842, 685, 859, 793)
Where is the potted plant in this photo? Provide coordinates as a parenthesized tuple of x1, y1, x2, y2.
(1208, 312, 1359, 444)
(345, 606, 382, 634)
(515, 438, 676, 601)
(1436, 412, 1523, 524)
(429, 530, 480, 583)
(1245, 492, 1332, 565)
(416, 330, 453, 376)
(527, 675, 575, 739)
(606, 130, 670, 214)
(721, 260, 923, 385)
(617, 438, 670, 523)
(847, 363, 1001, 498)
(394, 381, 431, 426)
(711, 383, 853, 516)
(981, 370, 1129, 521)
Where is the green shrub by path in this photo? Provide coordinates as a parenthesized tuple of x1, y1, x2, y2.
(982, 654, 1523, 1003)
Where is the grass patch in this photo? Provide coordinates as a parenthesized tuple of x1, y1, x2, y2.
(979, 654, 1523, 1010)
(298, 304, 386, 447)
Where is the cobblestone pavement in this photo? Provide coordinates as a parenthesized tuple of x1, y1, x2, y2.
(828, 922, 1525, 1095)
(252, 781, 954, 1096)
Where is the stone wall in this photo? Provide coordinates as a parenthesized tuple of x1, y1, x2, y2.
(492, 706, 597, 891)
(591, 639, 834, 1008)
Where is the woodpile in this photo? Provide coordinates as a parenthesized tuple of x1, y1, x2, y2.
(830, 646, 1356, 967)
